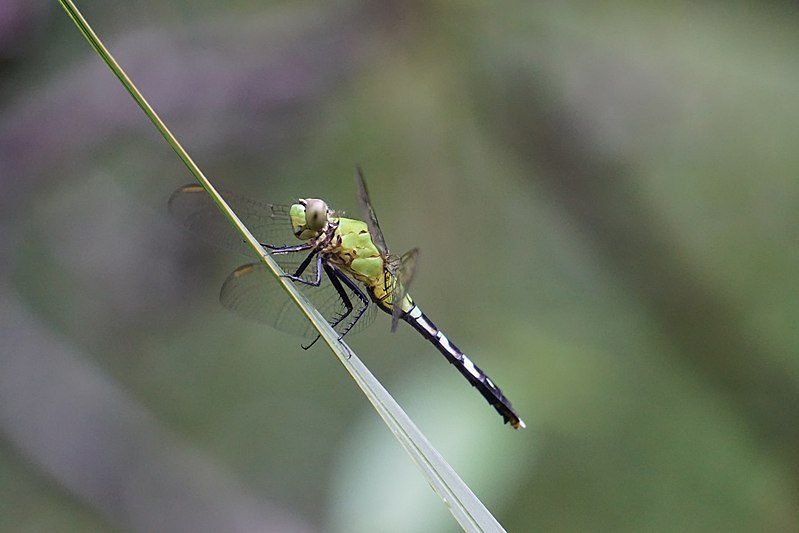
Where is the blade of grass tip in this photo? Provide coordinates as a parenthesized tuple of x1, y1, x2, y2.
(338, 342, 506, 532)
(57, 2, 508, 531)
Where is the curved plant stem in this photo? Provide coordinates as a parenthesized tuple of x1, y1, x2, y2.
(57, 2, 508, 531)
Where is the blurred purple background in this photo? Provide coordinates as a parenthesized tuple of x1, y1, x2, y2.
(2, 1, 799, 531)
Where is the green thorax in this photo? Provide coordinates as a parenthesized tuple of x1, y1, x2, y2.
(337, 218, 415, 314)
(289, 202, 413, 312)
(329, 216, 385, 284)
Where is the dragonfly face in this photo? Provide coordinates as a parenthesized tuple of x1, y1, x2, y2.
(289, 198, 334, 240)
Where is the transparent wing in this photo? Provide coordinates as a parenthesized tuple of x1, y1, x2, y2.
(168, 184, 298, 256)
(220, 262, 377, 339)
(354, 167, 389, 257)
(388, 248, 419, 332)
(170, 184, 378, 338)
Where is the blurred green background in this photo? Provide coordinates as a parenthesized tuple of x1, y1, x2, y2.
(2, 1, 799, 531)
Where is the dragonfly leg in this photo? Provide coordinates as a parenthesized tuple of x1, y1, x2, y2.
(328, 265, 369, 339)
(300, 265, 369, 351)
(261, 242, 315, 254)
(282, 252, 323, 287)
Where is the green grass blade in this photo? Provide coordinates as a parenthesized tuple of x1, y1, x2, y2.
(57, 2, 507, 530)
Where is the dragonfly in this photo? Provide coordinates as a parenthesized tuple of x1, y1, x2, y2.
(168, 169, 525, 429)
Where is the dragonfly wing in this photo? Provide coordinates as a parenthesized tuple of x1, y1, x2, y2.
(168, 184, 297, 256)
(219, 262, 376, 339)
(354, 167, 389, 257)
(390, 248, 419, 332)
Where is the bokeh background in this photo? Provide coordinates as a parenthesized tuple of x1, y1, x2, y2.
(2, 1, 799, 531)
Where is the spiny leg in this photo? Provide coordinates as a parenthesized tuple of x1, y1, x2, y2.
(261, 242, 315, 254)
(330, 266, 370, 339)
(260, 241, 324, 285)
(282, 251, 323, 287)
(301, 265, 368, 350)
(322, 265, 355, 333)
(300, 264, 353, 350)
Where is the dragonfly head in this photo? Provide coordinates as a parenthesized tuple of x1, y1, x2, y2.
(290, 198, 331, 240)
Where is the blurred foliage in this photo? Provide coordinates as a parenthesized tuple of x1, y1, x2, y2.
(1, 0, 798, 531)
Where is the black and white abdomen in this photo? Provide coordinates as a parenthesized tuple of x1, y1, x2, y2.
(403, 305, 525, 429)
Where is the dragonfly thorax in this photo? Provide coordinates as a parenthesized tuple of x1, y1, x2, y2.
(290, 198, 336, 241)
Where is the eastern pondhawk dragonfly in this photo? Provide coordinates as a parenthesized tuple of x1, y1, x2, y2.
(168, 170, 524, 429)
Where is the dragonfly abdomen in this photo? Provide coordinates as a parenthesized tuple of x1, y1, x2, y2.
(403, 306, 525, 429)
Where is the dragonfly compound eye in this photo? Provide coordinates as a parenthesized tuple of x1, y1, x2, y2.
(304, 199, 329, 231)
